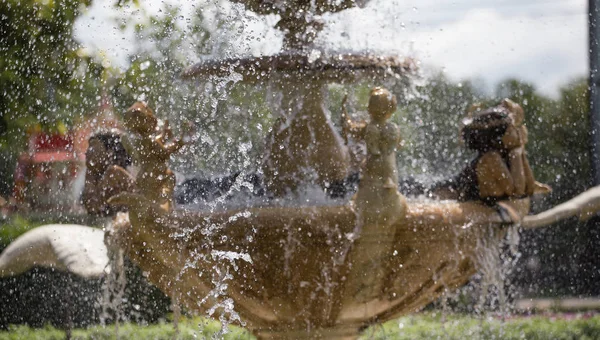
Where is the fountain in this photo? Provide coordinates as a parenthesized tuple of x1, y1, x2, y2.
(101, 1, 600, 339)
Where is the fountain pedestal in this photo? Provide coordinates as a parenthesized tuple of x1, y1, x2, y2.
(263, 80, 350, 195)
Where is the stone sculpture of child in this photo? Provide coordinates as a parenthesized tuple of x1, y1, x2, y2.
(472, 99, 550, 201)
(82, 131, 135, 216)
(344, 87, 407, 302)
(121, 102, 184, 211)
(353, 87, 406, 225)
(446, 100, 549, 222)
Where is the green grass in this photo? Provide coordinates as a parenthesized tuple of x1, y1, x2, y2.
(1, 314, 600, 339)
(363, 313, 600, 340)
(0, 318, 254, 340)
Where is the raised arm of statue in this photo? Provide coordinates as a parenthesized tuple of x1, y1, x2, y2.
(163, 139, 185, 156)
(476, 151, 515, 199)
(101, 165, 135, 200)
(515, 125, 538, 196)
(501, 99, 539, 197)
(120, 134, 136, 162)
(341, 94, 349, 144)
(502, 125, 527, 196)
(159, 119, 173, 143)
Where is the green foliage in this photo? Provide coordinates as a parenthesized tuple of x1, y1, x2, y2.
(0, 324, 66, 340)
(0, 0, 101, 136)
(0, 0, 105, 194)
(2, 314, 600, 339)
(0, 215, 43, 250)
(0, 317, 254, 340)
(398, 73, 486, 177)
(109, 3, 274, 174)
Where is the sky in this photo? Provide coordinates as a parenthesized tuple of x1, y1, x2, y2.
(74, 0, 588, 97)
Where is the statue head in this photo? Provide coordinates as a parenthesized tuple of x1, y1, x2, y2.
(461, 98, 527, 152)
(86, 131, 131, 175)
(123, 102, 158, 136)
(501, 98, 525, 126)
(368, 87, 397, 122)
(461, 106, 511, 152)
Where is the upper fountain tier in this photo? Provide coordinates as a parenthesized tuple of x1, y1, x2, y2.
(233, 0, 370, 15)
(232, 0, 371, 49)
(181, 53, 416, 197)
(181, 1, 417, 196)
(181, 53, 417, 83)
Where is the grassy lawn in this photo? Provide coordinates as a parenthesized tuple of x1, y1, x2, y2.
(1, 313, 600, 339)
(363, 313, 600, 340)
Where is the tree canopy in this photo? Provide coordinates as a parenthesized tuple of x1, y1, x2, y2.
(0, 0, 106, 194)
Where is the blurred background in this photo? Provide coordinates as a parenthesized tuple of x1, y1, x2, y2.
(0, 0, 596, 335)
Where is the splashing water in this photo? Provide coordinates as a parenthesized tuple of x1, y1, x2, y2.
(100, 245, 127, 338)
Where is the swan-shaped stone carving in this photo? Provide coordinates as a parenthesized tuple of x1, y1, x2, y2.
(0, 224, 109, 278)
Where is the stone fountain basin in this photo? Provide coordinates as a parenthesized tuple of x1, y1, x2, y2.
(114, 195, 526, 338)
(231, 0, 371, 16)
(181, 53, 416, 83)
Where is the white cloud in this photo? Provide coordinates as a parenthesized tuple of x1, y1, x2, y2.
(74, 0, 588, 96)
(320, 0, 587, 96)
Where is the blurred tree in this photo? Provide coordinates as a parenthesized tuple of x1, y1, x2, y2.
(0, 0, 104, 195)
(110, 3, 273, 175)
(495, 78, 598, 297)
(397, 73, 486, 181)
(493, 78, 591, 201)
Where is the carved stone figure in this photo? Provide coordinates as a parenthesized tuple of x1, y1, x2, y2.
(82, 132, 134, 216)
(464, 99, 550, 202)
(344, 87, 407, 302)
(353, 87, 405, 224)
(121, 102, 184, 211)
(432, 99, 550, 221)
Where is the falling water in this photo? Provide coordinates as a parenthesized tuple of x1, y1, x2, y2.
(100, 218, 128, 338)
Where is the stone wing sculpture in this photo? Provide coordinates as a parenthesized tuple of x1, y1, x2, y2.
(0, 224, 109, 278)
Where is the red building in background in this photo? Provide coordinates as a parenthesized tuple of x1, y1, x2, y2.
(13, 132, 82, 212)
(13, 94, 120, 213)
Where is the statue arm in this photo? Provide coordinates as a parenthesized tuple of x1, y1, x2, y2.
(476, 151, 515, 199)
(508, 147, 526, 196)
(83, 166, 135, 215)
(159, 119, 173, 143)
(121, 135, 136, 162)
(522, 151, 537, 196)
(504, 125, 533, 197)
(341, 95, 349, 144)
(156, 120, 185, 156)
(101, 166, 135, 198)
(517, 126, 537, 196)
(163, 139, 185, 155)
